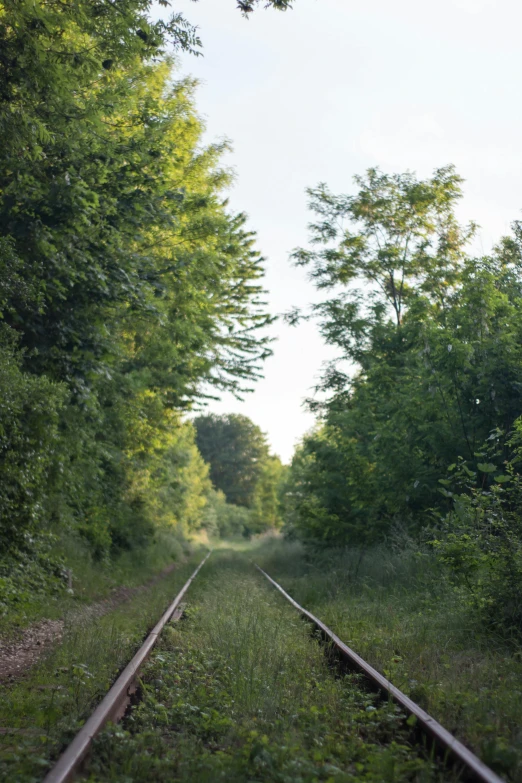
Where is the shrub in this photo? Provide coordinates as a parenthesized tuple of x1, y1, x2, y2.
(432, 427, 522, 637)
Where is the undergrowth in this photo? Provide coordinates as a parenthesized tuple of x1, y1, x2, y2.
(253, 538, 522, 781)
(0, 551, 205, 783)
(0, 529, 191, 634)
(85, 552, 454, 782)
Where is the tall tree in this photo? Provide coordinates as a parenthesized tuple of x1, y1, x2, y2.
(284, 167, 522, 545)
(194, 414, 270, 507)
(291, 166, 473, 377)
(0, 1, 275, 561)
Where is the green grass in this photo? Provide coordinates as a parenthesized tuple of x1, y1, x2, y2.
(0, 550, 206, 783)
(6, 539, 518, 782)
(0, 530, 192, 634)
(84, 551, 454, 783)
(253, 538, 522, 782)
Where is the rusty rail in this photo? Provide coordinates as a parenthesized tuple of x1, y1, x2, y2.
(254, 562, 505, 783)
(43, 550, 212, 783)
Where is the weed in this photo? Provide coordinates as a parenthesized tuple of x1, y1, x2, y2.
(85, 552, 453, 782)
(0, 552, 204, 783)
(254, 538, 522, 781)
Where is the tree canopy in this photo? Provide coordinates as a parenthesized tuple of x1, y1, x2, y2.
(284, 167, 522, 548)
(194, 414, 270, 507)
(194, 413, 284, 534)
(0, 0, 277, 566)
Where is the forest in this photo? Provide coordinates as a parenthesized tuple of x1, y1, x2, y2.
(1, 1, 522, 782)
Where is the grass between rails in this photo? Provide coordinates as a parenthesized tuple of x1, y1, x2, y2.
(0, 549, 206, 783)
(84, 550, 453, 783)
(253, 537, 522, 782)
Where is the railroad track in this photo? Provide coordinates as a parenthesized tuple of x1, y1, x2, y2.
(255, 563, 504, 783)
(43, 551, 212, 783)
(43, 552, 504, 783)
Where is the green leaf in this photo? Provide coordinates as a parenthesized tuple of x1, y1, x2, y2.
(477, 463, 497, 473)
(494, 475, 511, 483)
(438, 488, 453, 498)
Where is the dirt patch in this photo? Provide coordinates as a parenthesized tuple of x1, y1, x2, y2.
(0, 561, 178, 685)
(0, 618, 64, 683)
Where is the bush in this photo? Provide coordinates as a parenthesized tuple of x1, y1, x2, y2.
(202, 489, 253, 539)
(432, 427, 522, 637)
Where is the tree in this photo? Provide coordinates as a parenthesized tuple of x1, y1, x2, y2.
(283, 167, 522, 546)
(0, 1, 275, 564)
(291, 166, 473, 372)
(194, 414, 270, 506)
(202, 489, 253, 538)
(250, 455, 285, 532)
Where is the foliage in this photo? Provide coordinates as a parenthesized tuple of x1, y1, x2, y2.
(431, 425, 522, 636)
(292, 166, 472, 335)
(0, 538, 68, 621)
(0, 330, 67, 552)
(194, 414, 284, 536)
(202, 489, 251, 538)
(250, 455, 285, 532)
(194, 414, 270, 507)
(235, 0, 295, 12)
(284, 166, 522, 552)
(0, 0, 273, 587)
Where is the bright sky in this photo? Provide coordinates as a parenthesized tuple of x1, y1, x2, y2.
(163, 0, 522, 463)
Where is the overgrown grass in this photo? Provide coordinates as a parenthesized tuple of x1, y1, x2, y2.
(0, 550, 205, 783)
(0, 529, 192, 634)
(85, 551, 454, 782)
(253, 537, 522, 782)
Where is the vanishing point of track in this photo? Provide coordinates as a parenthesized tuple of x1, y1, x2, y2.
(43, 551, 505, 783)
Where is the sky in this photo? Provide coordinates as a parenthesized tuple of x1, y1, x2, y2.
(157, 0, 522, 462)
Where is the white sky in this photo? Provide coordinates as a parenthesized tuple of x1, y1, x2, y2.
(162, 0, 522, 462)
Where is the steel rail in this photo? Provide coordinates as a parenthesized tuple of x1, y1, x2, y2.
(43, 550, 212, 783)
(254, 562, 505, 783)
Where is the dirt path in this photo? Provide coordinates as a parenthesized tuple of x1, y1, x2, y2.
(0, 562, 177, 684)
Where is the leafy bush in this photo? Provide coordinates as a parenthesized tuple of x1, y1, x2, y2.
(201, 489, 253, 538)
(432, 426, 522, 636)
(0, 539, 67, 618)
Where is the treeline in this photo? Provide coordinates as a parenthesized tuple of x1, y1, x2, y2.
(195, 414, 284, 537)
(282, 166, 522, 632)
(0, 0, 281, 587)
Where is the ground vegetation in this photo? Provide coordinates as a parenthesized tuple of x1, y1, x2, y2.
(254, 538, 522, 782)
(84, 551, 451, 783)
(0, 550, 204, 782)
